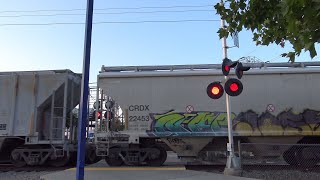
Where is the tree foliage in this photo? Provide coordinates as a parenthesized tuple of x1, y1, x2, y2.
(214, 0, 320, 62)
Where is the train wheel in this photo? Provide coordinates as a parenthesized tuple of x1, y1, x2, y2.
(86, 147, 101, 164)
(145, 145, 167, 167)
(68, 152, 78, 166)
(283, 147, 298, 166)
(49, 154, 70, 167)
(11, 150, 26, 167)
(105, 148, 124, 166)
(296, 146, 319, 168)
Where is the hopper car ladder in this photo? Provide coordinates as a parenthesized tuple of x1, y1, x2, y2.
(49, 88, 68, 158)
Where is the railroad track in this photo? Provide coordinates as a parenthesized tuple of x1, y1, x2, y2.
(1, 162, 320, 173)
(186, 164, 320, 173)
(0, 164, 73, 172)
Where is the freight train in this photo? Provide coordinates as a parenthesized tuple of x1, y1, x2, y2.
(1, 61, 320, 167)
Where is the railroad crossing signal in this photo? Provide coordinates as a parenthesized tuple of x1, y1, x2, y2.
(206, 58, 250, 99)
(89, 110, 100, 121)
(222, 58, 238, 76)
(235, 62, 250, 79)
(206, 82, 224, 99)
(224, 78, 243, 96)
(104, 111, 114, 119)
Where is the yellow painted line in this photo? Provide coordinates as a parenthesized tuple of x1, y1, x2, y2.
(67, 167, 186, 171)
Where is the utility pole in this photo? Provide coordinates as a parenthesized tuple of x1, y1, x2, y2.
(220, 0, 242, 176)
(76, 0, 94, 180)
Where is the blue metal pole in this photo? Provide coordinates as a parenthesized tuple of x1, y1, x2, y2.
(76, 0, 94, 180)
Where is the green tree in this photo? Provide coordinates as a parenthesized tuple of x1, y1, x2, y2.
(214, 0, 320, 62)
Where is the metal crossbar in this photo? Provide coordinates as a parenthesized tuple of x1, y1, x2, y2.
(101, 62, 320, 72)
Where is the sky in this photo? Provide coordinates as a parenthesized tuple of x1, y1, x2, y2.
(0, 0, 319, 83)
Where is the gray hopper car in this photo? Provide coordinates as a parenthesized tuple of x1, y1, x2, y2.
(0, 69, 94, 167)
(94, 61, 320, 167)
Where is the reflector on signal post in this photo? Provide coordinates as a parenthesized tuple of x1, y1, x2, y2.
(235, 62, 251, 79)
(207, 82, 224, 99)
(222, 58, 238, 76)
(224, 78, 243, 96)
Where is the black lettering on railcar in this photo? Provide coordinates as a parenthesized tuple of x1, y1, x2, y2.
(128, 116, 150, 121)
(128, 105, 150, 111)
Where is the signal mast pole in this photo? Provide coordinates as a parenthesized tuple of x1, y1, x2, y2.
(76, 0, 94, 180)
(220, 0, 242, 176)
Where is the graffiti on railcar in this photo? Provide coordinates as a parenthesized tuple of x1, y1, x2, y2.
(147, 110, 235, 136)
(166, 137, 187, 147)
(147, 108, 320, 137)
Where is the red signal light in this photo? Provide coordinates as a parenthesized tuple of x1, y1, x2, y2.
(222, 58, 237, 76)
(207, 82, 224, 99)
(230, 83, 239, 92)
(90, 110, 101, 121)
(224, 65, 230, 72)
(224, 78, 243, 96)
